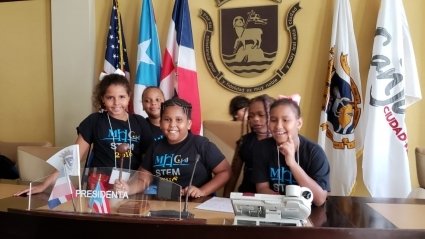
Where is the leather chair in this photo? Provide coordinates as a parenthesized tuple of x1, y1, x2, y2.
(203, 120, 247, 196)
(0, 140, 52, 164)
(17, 146, 64, 181)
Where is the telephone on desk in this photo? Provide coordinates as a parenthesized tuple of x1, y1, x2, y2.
(230, 185, 313, 226)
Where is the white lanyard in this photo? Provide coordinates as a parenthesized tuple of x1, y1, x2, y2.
(276, 141, 300, 194)
(107, 113, 132, 170)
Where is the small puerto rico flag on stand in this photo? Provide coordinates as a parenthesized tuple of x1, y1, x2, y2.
(88, 179, 111, 214)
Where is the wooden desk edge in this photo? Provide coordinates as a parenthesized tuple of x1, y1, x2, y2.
(1, 209, 425, 239)
(7, 208, 207, 225)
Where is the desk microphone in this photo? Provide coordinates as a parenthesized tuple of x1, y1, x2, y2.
(149, 154, 200, 219)
(183, 154, 200, 214)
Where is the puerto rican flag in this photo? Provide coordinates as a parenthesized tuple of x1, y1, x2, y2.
(133, 0, 161, 117)
(160, 0, 202, 135)
(88, 180, 110, 214)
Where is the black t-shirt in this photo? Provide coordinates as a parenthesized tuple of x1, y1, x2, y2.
(141, 133, 225, 188)
(237, 132, 261, 193)
(252, 135, 330, 194)
(146, 118, 164, 142)
(77, 112, 153, 170)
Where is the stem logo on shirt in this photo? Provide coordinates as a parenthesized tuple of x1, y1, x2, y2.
(154, 154, 189, 167)
(269, 166, 296, 193)
(105, 129, 140, 143)
(153, 154, 190, 180)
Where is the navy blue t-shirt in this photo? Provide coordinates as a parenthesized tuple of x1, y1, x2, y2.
(146, 118, 164, 142)
(252, 135, 330, 194)
(77, 112, 153, 170)
(237, 132, 261, 193)
(141, 133, 225, 188)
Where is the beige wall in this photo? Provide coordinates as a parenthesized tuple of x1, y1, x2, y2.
(1, 0, 424, 196)
(0, 0, 53, 143)
(51, 0, 96, 146)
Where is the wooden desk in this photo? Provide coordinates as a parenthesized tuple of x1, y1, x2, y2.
(1, 182, 425, 239)
(0, 180, 27, 199)
(0, 181, 233, 224)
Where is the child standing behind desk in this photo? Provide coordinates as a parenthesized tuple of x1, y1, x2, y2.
(15, 73, 153, 196)
(141, 86, 165, 142)
(252, 97, 330, 206)
(223, 94, 275, 197)
(116, 97, 231, 198)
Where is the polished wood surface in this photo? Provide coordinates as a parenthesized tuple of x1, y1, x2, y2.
(1, 182, 425, 238)
(0, 181, 26, 199)
(1, 208, 424, 239)
(368, 203, 425, 229)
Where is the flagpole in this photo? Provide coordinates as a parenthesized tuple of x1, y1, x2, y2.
(76, 145, 82, 213)
(115, 0, 125, 72)
(141, 175, 149, 216)
(28, 182, 32, 211)
(64, 165, 77, 212)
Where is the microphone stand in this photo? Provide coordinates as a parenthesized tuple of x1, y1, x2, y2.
(183, 155, 200, 214)
(149, 154, 200, 219)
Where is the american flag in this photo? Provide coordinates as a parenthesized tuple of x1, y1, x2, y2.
(101, 0, 132, 112)
(102, 0, 130, 79)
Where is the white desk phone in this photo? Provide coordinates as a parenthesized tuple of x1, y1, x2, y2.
(230, 185, 313, 226)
